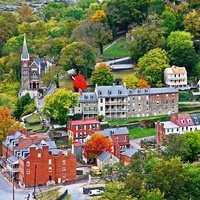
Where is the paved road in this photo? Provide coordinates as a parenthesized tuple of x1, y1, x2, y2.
(37, 84, 56, 111)
(130, 136, 156, 149)
(59, 182, 91, 200)
(179, 101, 200, 104)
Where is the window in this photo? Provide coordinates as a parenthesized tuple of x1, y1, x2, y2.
(118, 90, 122, 94)
(172, 94, 175, 98)
(100, 106, 103, 111)
(38, 153, 41, 158)
(78, 125, 83, 130)
(98, 91, 102, 95)
(26, 169, 30, 174)
(172, 99, 175, 104)
(124, 137, 126, 141)
(100, 98, 103, 103)
(157, 95, 159, 98)
(62, 167, 66, 171)
(49, 159, 52, 165)
(26, 161, 30, 167)
(177, 128, 179, 132)
(48, 167, 52, 172)
(186, 127, 188, 131)
(62, 173, 66, 178)
(62, 160, 66, 165)
(108, 90, 112, 95)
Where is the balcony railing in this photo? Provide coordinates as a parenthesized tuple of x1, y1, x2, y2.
(7, 165, 19, 173)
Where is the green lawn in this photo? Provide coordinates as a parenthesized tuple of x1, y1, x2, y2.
(59, 75, 74, 90)
(108, 115, 169, 126)
(112, 69, 134, 79)
(129, 128, 156, 139)
(103, 38, 129, 59)
(25, 113, 40, 123)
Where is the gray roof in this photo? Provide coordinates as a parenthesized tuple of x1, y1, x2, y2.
(97, 151, 110, 161)
(98, 127, 129, 136)
(21, 34, 29, 60)
(121, 148, 138, 157)
(80, 92, 97, 103)
(96, 85, 128, 98)
(7, 156, 19, 164)
(190, 113, 200, 125)
(162, 121, 179, 129)
(128, 87, 178, 96)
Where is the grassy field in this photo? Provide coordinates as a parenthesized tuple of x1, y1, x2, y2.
(103, 37, 129, 59)
(129, 128, 156, 139)
(37, 188, 70, 200)
(59, 75, 74, 90)
(25, 113, 40, 123)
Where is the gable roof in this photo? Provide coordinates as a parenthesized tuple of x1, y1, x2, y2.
(121, 148, 138, 158)
(97, 151, 110, 161)
(98, 127, 129, 136)
(80, 92, 97, 103)
(70, 119, 100, 126)
(171, 114, 194, 127)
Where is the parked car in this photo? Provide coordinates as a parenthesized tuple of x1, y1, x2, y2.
(88, 189, 104, 196)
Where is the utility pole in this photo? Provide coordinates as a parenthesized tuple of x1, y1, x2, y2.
(33, 164, 37, 199)
(12, 171, 15, 200)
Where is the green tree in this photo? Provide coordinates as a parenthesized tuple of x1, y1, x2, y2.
(167, 31, 198, 73)
(137, 48, 170, 86)
(128, 24, 166, 62)
(78, 0, 97, 9)
(163, 134, 191, 162)
(122, 74, 138, 89)
(59, 42, 96, 78)
(65, 6, 84, 20)
(149, 0, 165, 15)
(141, 189, 165, 200)
(44, 89, 79, 124)
(104, 0, 149, 37)
(73, 19, 112, 54)
(160, 10, 177, 37)
(91, 62, 114, 86)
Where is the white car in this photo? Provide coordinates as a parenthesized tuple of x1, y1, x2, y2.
(88, 189, 104, 196)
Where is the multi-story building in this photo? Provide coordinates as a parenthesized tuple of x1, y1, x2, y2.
(156, 113, 200, 145)
(72, 84, 179, 120)
(164, 65, 187, 90)
(2, 131, 76, 187)
(67, 118, 101, 142)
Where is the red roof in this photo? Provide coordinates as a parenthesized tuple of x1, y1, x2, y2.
(69, 119, 100, 126)
(171, 114, 194, 127)
(72, 141, 84, 147)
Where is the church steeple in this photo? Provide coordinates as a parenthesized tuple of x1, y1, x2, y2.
(21, 34, 29, 61)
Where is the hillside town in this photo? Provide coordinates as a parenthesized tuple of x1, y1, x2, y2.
(0, 0, 200, 200)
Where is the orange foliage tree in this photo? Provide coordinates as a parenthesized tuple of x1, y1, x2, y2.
(73, 74, 87, 91)
(136, 78, 149, 88)
(84, 133, 113, 159)
(0, 108, 23, 141)
(91, 10, 106, 22)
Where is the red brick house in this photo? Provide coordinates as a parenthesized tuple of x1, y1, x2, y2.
(2, 131, 76, 187)
(156, 113, 200, 145)
(120, 148, 139, 165)
(67, 118, 101, 142)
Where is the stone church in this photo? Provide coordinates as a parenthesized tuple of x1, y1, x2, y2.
(21, 35, 41, 90)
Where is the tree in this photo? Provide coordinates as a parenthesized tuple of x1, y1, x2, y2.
(122, 74, 138, 89)
(137, 48, 170, 86)
(44, 89, 79, 124)
(128, 24, 166, 63)
(136, 78, 149, 88)
(0, 108, 22, 141)
(141, 189, 165, 200)
(184, 131, 200, 161)
(65, 6, 84, 20)
(59, 42, 96, 78)
(73, 74, 87, 91)
(72, 19, 112, 54)
(104, 0, 149, 37)
(84, 133, 113, 159)
(78, 0, 97, 9)
(160, 9, 177, 37)
(91, 63, 114, 86)
(183, 9, 200, 38)
(163, 134, 191, 162)
(167, 31, 198, 74)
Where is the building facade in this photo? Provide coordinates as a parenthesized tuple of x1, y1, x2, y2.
(164, 65, 187, 90)
(156, 113, 200, 145)
(67, 119, 101, 142)
(71, 85, 179, 120)
(2, 131, 76, 187)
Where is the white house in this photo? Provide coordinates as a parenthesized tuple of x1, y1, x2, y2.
(164, 65, 188, 90)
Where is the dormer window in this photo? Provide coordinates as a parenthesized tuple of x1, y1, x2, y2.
(118, 90, 122, 94)
(187, 119, 191, 123)
(84, 95, 88, 99)
(98, 91, 102, 95)
(90, 95, 93, 99)
(182, 119, 185, 124)
(108, 90, 112, 95)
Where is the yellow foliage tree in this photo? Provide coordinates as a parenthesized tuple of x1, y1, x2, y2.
(91, 10, 106, 22)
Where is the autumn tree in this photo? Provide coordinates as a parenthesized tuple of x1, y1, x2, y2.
(136, 78, 149, 88)
(44, 89, 79, 125)
(59, 42, 96, 78)
(84, 133, 113, 159)
(0, 108, 22, 141)
(122, 74, 138, 89)
(91, 63, 114, 86)
(137, 48, 170, 86)
(73, 74, 87, 91)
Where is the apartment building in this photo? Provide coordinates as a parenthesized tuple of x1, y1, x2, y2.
(2, 131, 76, 187)
(156, 113, 200, 145)
(67, 118, 101, 142)
(164, 65, 188, 90)
(72, 84, 179, 120)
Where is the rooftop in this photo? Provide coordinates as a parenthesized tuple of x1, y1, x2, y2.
(69, 119, 100, 125)
(97, 151, 110, 161)
(98, 127, 129, 136)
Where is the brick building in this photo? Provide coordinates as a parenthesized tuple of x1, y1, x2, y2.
(67, 118, 101, 142)
(71, 85, 179, 120)
(2, 131, 76, 187)
(156, 113, 200, 145)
